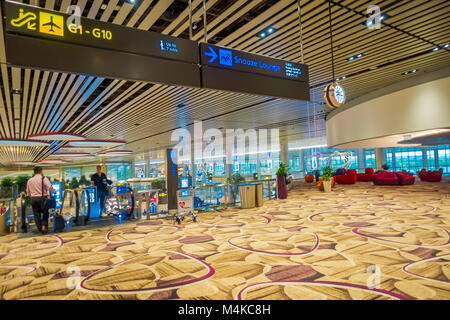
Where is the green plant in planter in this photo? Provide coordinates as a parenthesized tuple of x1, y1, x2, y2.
(79, 175, 89, 187)
(0, 177, 14, 198)
(322, 167, 334, 181)
(276, 162, 289, 177)
(69, 177, 79, 189)
(381, 163, 390, 171)
(225, 173, 246, 185)
(226, 173, 246, 204)
(1, 177, 14, 189)
(14, 175, 31, 193)
(152, 178, 165, 190)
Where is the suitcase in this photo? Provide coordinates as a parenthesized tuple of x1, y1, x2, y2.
(54, 215, 65, 232)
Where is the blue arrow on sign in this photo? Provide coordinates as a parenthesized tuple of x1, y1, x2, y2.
(204, 46, 218, 63)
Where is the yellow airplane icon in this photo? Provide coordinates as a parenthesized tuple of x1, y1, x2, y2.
(10, 8, 37, 30)
(39, 12, 64, 36)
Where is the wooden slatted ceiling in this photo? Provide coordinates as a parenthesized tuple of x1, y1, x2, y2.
(0, 0, 449, 166)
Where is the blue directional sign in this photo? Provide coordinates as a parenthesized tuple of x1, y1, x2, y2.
(204, 46, 218, 63)
(200, 43, 308, 82)
(200, 43, 309, 100)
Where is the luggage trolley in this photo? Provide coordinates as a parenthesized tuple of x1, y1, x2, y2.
(174, 187, 196, 224)
(104, 185, 135, 224)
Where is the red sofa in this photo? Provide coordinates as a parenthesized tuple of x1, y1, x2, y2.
(335, 169, 357, 184)
(395, 172, 415, 185)
(373, 171, 399, 185)
(417, 169, 443, 182)
(357, 168, 374, 182)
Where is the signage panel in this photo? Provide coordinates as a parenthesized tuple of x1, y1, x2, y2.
(4, 1, 198, 64)
(5, 34, 201, 87)
(50, 182, 62, 209)
(3, 1, 200, 87)
(200, 43, 310, 100)
(200, 43, 309, 82)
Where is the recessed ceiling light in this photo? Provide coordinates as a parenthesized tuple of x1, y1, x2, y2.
(402, 69, 419, 75)
(347, 53, 364, 61)
(444, 44, 449, 48)
(100, 4, 107, 10)
(257, 27, 276, 39)
(11, 89, 22, 94)
(432, 47, 439, 52)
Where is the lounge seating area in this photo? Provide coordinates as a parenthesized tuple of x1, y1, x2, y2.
(309, 167, 421, 187)
(334, 169, 357, 184)
(356, 168, 374, 182)
(372, 171, 415, 186)
(417, 168, 443, 182)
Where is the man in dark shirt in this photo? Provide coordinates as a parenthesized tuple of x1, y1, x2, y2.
(91, 165, 111, 215)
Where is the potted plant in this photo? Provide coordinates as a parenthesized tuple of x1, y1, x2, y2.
(1, 177, 14, 198)
(79, 175, 89, 187)
(14, 175, 31, 193)
(225, 173, 245, 204)
(381, 163, 389, 171)
(276, 162, 289, 199)
(322, 167, 334, 193)
(69, 177, 79, 189)
(152, 178, 166, 190)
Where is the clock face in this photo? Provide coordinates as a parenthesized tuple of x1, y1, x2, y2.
(334, 85, 345, 104)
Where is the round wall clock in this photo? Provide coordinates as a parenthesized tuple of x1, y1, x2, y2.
(324, 82, 346, 108)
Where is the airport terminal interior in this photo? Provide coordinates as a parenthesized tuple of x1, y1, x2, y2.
(0, 0, 449, 301)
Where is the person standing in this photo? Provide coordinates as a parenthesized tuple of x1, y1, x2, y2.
(90, 165, 111, 215)
(26, 166, 55, 234)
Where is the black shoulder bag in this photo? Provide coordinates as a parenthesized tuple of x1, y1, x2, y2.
(41, 176, 56, 210)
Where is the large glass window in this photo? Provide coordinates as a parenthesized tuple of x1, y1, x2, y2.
(425, 147, 436, 171)
(394, 147, 424, 174)
(437, 145, 450, 174)
(64, 167, 81, 181)
(364, 149, 376, 169)
(107, 163, 130, 183)
(385, 149, 393, 170)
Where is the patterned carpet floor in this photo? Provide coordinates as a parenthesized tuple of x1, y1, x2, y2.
(0, 180, 449, 300)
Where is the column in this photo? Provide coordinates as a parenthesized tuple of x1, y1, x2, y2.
(434, 147, 439, 169)
(165, 149, 178, 214)
(190, 140, 195, 186)
(357, 149, 365, 171)
(144, 152, 150, 177)
(391, 148, 396, 171)
(374, 148, 384, 171)
(280, 136, 288, 166)
(422, 147, 428, 170)
(298, 149, 305, 177)
(225, 137, 234, 204)
(256, 152, 261, 178)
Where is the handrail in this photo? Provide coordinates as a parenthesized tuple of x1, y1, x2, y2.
(60, 189, 78, 220)
(76, 188, 91, 221)
(20, 193, 27, 232)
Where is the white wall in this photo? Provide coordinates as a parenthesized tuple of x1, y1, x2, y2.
(326, 77, 450, 148)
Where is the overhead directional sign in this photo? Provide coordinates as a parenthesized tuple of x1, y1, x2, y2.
(199, 43, 309, 100)
(2, 1, 310, 101)
(3, 1, 200, 87)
